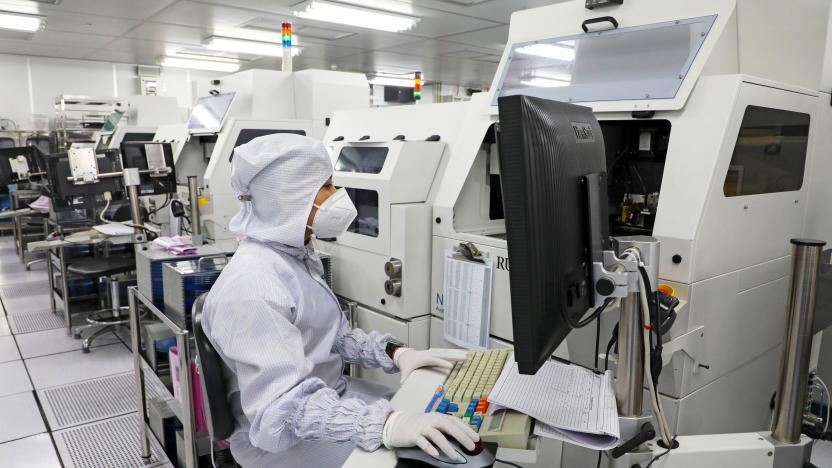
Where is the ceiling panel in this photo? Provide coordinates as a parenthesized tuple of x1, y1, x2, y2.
(86, 48, 150, 64)
(440, 24, 507, 51)
(375, 0, 563, 24)
(191, 0, 501, 38)
(39, 0, 180, 20)
(150, 1, 275, 29)
(103, 37, 186, 59)
(331, 50, 496, 88)
(377, 38, 501, 61)
(29, 30, 119, 49)
(125, 22, 205, 46)
(239, 17, 418, 50)
(0, 41, 98, 60)
(43, 11, 140, 37)
(0, 0, 531, 87)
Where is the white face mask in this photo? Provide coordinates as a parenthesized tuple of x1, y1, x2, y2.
(308, 188, 357, 239)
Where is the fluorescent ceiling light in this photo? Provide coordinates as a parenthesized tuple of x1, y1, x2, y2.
(203, 36, 301, 57)
(157, 56, 240, 73)
(294, 0, 419, 33)
(172, 53, 240, 63)
(521, 77, 569, 88)
(0, 10, 46, 32)
(369, 76, 421, 88)
(515, 43, 575, 62)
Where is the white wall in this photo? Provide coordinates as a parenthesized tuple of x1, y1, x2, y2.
(0, 53, 222, 130)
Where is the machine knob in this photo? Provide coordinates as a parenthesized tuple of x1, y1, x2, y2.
(385, 258, 402, 278)
(385, 279, 402, 297)
(595, 277, 616, 297)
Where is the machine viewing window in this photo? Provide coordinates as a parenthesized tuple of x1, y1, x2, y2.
(723, 106, 809, 197)
(335, 147, 389, 174)
(344, 188, 379, 237)
(494, 15, 716, 105)
(187, 92, 236, 133)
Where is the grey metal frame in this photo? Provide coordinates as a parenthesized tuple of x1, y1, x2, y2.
(129, 286, 198, 468)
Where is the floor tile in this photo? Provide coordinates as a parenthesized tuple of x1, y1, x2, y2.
(26, 343, 132, 389)
(16, 327, 118, 359)
(8, 310, 65, 335)
(0, 433, 62, 468)
(0, 316, 10, 336)
(0, 392, 46, 443)
(53, 414, 170, 468)
(0, 335, 20, 363)
(0, 360, 32, 397)
(3, 294, 53, 315)
(0, 270, 49, 285)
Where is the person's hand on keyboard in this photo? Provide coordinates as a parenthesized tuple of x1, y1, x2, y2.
(382, 411, 480, 461)
(394, 348, 469, 383)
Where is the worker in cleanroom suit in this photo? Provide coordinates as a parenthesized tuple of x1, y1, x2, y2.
(202, 134, 479, 468)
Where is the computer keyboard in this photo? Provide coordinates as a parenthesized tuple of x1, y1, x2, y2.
(424, 349, 532, 449)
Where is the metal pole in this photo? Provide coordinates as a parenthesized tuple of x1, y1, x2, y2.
(60, 247, 71, 335)
(177, 331, 197, 467)
(129, 287, 152, 459)
(123, 168, 145, 244)
(47, 246, 56, 315)
(771, 238, 826, 444)
(187, 176, 202, 246)
(615, 291, 644, 417)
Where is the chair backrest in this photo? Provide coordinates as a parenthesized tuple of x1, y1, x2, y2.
(192, 294, 236, 441)
(0, 138, 15, 149)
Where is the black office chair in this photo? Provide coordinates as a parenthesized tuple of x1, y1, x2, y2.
(70, 204, 148, 351)
(69, 254, 136, 352)
(0, 137, 15, 149)
(193, 294, 236, 443)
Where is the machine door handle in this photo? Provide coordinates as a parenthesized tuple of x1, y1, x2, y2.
(582, 15, 619, 33)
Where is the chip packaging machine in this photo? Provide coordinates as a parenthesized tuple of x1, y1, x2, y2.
(152, 69, 369, 247)
(324, 0, 832, 465)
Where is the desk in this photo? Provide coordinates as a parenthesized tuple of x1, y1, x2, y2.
(343, 368, 540, 468)
(29, 234, 134, 333)
(9, 189, 45, 262)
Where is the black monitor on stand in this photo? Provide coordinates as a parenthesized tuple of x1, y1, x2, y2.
(119, 141, 177, 196)
(497, 94, 611, 375)
(44, 149, 124, 216)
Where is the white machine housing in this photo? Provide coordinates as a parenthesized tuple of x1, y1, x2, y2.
(314, 139, 446, 387)
(98, 96, 181, 150)
(325, 0, 832, 446)
(162, 69, 369, 246)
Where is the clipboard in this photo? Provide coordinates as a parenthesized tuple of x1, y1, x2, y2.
(443, 242, 494, 349)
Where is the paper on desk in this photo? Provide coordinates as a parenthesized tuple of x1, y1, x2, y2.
(442, 249, 493, 349)
(488, 359, 620, 450)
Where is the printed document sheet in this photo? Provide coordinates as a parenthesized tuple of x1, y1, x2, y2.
(488, 358, 620, 450)
(442, 249, 493, 349)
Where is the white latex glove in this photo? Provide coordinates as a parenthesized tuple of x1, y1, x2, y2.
(382, 411, 480, 461)
(393, 348, 469, 383)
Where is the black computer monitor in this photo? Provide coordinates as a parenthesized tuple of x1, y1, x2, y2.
(0, 146, 48, 193)
(44, 149, 124, 211)
(497, 95, 610, 375)
(119, 141, 176, 196)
